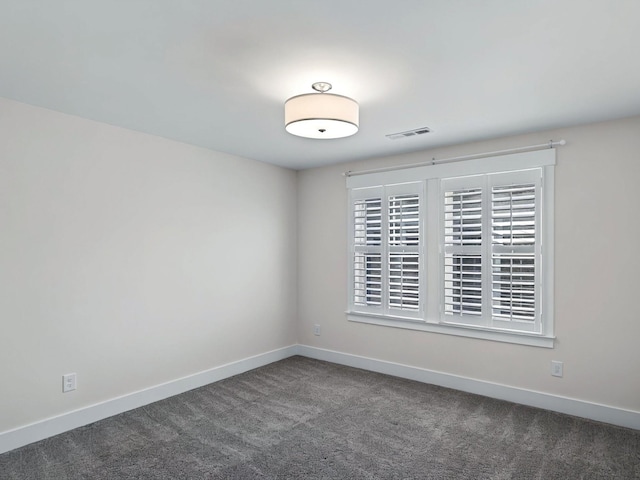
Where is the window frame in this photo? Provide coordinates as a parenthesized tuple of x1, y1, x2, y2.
(346, 149, 555, 348)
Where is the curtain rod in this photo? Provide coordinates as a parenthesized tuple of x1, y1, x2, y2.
(343, 139, 566, 177)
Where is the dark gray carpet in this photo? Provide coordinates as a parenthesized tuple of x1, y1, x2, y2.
(1, 356, 639, 479)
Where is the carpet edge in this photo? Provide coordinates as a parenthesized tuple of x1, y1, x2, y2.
(0, 345, 298, 455)
(296, 344, 640, 431)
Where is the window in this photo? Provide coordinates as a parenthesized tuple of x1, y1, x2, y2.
(347, 149, 555, 348)
(350, 183, 423, 319)
(441, 170, 541, 333)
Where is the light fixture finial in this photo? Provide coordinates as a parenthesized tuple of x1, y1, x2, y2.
(311, 82, 332, 93)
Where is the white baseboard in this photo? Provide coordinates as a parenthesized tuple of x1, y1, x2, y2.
(296, 345, 640, 431)
(0, 345, 297, 455)
(3, 343, 638, 456)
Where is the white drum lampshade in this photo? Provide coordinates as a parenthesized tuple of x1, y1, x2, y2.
(284, 82, 359, 139)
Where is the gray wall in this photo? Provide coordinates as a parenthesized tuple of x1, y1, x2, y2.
(297, 115, 640, 412)
(0, 98, 298, 432)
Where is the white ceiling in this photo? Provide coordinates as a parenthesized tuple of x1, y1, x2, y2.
(1, 1, 640, 170)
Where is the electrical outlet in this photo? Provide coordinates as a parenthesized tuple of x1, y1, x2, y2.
(551, 361, 563, 378)
(313, 324, 321, 336)
(63, 373, 77, 392)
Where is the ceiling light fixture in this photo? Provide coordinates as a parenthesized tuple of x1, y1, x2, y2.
(284, 82, 359, 139)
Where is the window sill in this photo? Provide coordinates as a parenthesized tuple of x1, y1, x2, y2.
(346, 312, 555, 348)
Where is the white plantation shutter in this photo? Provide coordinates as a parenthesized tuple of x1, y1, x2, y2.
(388, 194, 420, 247)
(388, 253, 420, 310)
(489, 171, 541, 332)
(443, 181, 483, 320)
(354, 253, 382, 306)
(443, 255, 482, 316)
(354, 197, 382, 247)
(443, 188, 482, 247)
(442, 170, 542, 333)
(353, 192, 383, 309)
(491, 184, 536, 246)
(349, 183, 423, 317)
(388, 192, 421, 312)
(491, 254, 535, 321)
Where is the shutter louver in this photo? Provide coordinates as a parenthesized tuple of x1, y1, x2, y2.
(389, 253, 419, 310)
(389, 194, 420, 246)
(491, 183, 536, 322)
(388, 193, 421, 312)
(444, 187, 483, 317)
(492, 255, 535, 320)
(354, 253, 382, 306)
(444, 255, 482, 315)
(491, 184, 536, 245)
(444, 189, 482, 246)
(353, 196, 383, 307)
(354, 198, 381, 246)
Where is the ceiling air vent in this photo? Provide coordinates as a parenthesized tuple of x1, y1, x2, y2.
(386, 127, 431, 140)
